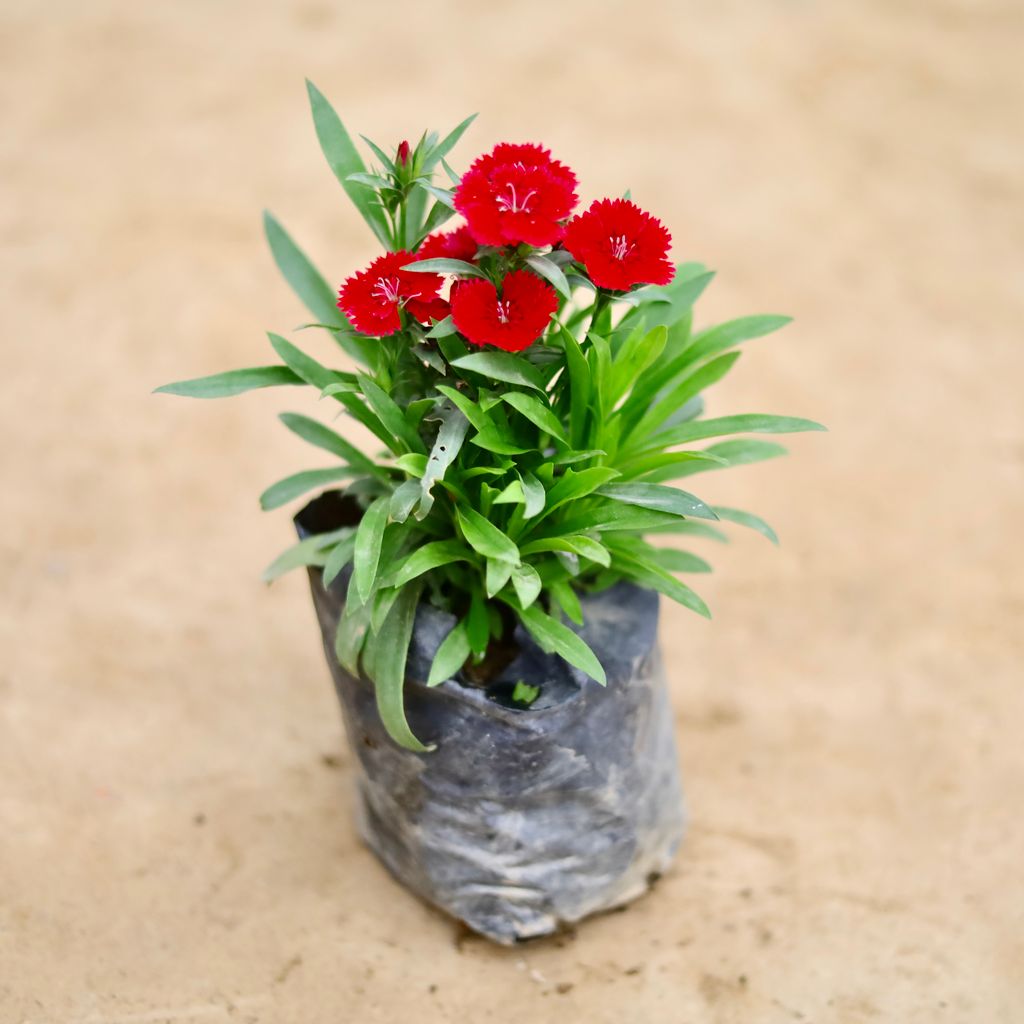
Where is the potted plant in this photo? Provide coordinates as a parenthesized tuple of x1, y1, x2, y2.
(157, 82, 824, 944)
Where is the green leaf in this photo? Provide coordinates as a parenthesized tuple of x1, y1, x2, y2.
(353, 497, 390, 602)
(357, 374, 427, 454)
(322, 533, 358, 586)
(385, 539, 472, 587)
(596, 482, 719, 521)
(426, 113, 477, 168)
(558, 325, 591, 448)
(451, 352, 546, 392)
(425, 315, 456, 339)
(263, 213, 374, 370)
(493, 479, 525, 505)
(403, 257, 488, 279)
(466, 591, 489, 656)
(612, 550, 711, 618)
(520, 472, 546, 519)
(653, 547, 712, 573)
(306, 80, 392, 248)
(666, 439, 788, 480)
(545, 466, 621, 514)
(268, 333, 351, 391)
(345, 171, 393, 189)
(518, 605, 606, 685)
(417, 199, 457, 242)
(155, 365, 304, 399)
(469, 427, 530, 456)
(511, 680, 540, 705)
(520, 535, 611, 567)
(486, 558, 515, 598)
(457, 506, 520, 564)
(525, 254, 572, 299)
(319, 381, 360, 398)
(334, 392, 397, 452)
(685, 314, 792, 364)
(653, 414, 827, 448)
(427, 618, 471, 686)
(610, 325, 667, 403)
(641, 269, 716, 329)
(420, 183, 456, 209)
(335, 574, 372, 673)
(548, 580, 584, 625)
(263, 211, 342, 326)
(627, 351, 741, 441)
(645, 519, 730, 542)
(418, 400, 470, 518)
(278, 412, 381, 476)
(260, 526, 353, 583)
(359, 135, 397, 174)
(712, 505, 780, 545)
(616, 450, 727, 481)
(510, 563, 542, 609)
(259, 466, 357, 511)
(388, 480, 422, 523)
(500, 391, 568, 443)
(370, 581, 432, 751)
(433, 385, 489, 433)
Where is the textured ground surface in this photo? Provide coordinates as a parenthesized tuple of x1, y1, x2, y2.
(2, 1, 1022, 1021)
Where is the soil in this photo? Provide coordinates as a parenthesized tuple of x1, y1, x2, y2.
(2, 1, 1022, 1022)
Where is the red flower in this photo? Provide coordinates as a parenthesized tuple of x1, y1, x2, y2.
(415, 225, 478, 263)
(564, 199, 674, 291)
(454, 143, 578, 248)
(397, 140, 410, 166)
(450, 270, 557, 352)
(337, 251, 446, 336)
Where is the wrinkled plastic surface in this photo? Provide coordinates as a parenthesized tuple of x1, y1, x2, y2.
(296, 492, 686, 944)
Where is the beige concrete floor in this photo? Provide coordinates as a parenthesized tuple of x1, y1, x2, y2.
(2, 1, 1022, 1021)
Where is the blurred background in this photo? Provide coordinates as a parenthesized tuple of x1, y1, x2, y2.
(2, 1, 1022, 1020)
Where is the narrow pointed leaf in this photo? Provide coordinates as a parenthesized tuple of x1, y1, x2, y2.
(260, 526, 353, 583)
(712, 505, 780, 545)
(155, 365, 304, 399)
(427, 618, 472, 686)
(612, 551, 711, 618)
(371, 581, 432, 751)
(384, 540, 472, 587)
(259, 466, 357, 511)
(402, 257, 488, 279)
(518, 605, 606, 685)
(511, 563, 542, 609)
(451, 352, 546, 392)
(353, 497, 390, 602)
(525, 254, 572, 298)
(418, 400, 470, 518)
(500, 391, 567, 443)
(653, 414, 827, 448)
(596, 482, 719, 521)
(306, 80, 392, 248)
(426, 113, 477, 167)
(278, 412, 381, 476)
(456, 506, 520, 564)
(322, 533, 358, 586)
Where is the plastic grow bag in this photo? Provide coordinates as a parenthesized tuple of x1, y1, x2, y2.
(296, 490, 686, 944)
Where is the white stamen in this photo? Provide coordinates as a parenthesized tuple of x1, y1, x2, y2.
(373, 276, 401, 304)
(496, 300, 512, 324)
(496, 182, 537, 214)
(609, 235, 633, 261)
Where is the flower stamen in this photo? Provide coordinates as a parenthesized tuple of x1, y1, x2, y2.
(609, 234, 634, 261)
(373, 276, 401, 304)
(496, 183, 538, 214)
(496, 300, 512, 324)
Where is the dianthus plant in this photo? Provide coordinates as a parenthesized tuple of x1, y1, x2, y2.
(159, 83, 824, 751)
